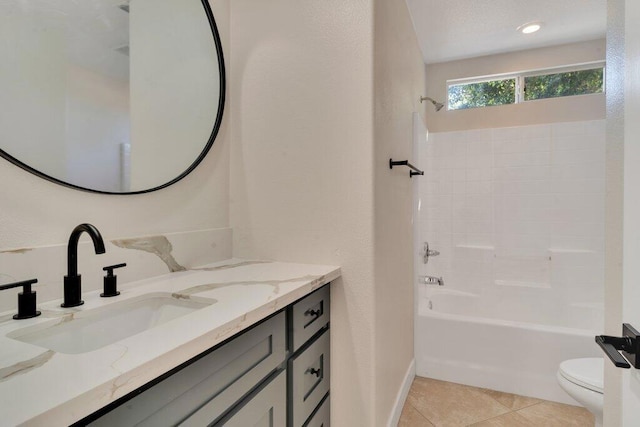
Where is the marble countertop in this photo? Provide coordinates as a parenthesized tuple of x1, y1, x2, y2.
(0, 259, 340, 426)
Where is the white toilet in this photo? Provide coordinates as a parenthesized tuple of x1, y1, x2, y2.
(557, 358, 604, 427)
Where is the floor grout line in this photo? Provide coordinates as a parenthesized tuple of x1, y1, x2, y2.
(465, 408, 518, 427)
(407, 401, 436, 426)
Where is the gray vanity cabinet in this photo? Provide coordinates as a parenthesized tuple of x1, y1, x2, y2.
(87, 284, 330, 427)
(288, 286, 331, 427)
(291, 285, 330, 352)
(90, 312, 286, 426)
(303, 394, 330, 427)
(214, 371, 287, 427)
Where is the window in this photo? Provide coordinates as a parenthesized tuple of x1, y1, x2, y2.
(523, 68, 604, 101)
(447, 63, 604, 111)
(448, 78, 516, 110)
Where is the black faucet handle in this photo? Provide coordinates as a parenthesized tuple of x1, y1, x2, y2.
(101, 263, 126, 297)
(0, 279, 41, 320)
(103, 263, 127, 276)
(0, 278, 37, 292)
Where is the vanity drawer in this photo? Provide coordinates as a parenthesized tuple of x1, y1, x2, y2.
(212, 370, 286, 426)
(291, 285, 330, 352)
(304, 393, 330, 427)
(289, 329, 330, 427)
(91, 312, 286, 426)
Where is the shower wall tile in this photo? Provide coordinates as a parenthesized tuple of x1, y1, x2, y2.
(494, 151, 550, 168)
(551, 121, 587, 137)
(549, 228, 605, 252)
(452, 233, 467, 247)
(493, 165, 553, 181)
(494, 179, 551, 195)
(552, 161, 604, 181)
(420, 119, 604, 314)
(493, 126, 522, 140)
(494, 138, 550, 154)
(552, 178, 604, 194)
(468, 142, 493, 160)
(494, 233, 551, 258)
(466, 233, 493, 247)
(494, 255, 551, 288)
(494, 220, 552, 237)
(551, 224, 605, 246)
(552, 148, 603, 165)
(453, 180, 466, 194)
(521, 123, 552, 139)
(585, 120, 606, 141)
(453, 140, 468, 157)
(466, 181, 492, 196)
(466, 128, 493, 141)
(467, 168, 492, 182)
(554, 134, 601, 151)
(551, 193, 604, 224)
(551, 254, 603, 287)
(425, 206, 450, 222)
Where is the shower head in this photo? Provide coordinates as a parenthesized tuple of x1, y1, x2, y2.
(420, 96, 445, 112)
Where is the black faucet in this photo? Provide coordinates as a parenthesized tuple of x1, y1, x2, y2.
(62, 223, 106, 308)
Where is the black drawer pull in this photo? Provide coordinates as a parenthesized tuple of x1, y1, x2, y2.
(307, 368, 322, 378)
(305, 309, 321, 318)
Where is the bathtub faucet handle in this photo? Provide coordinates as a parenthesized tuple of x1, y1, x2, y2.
(423, 242, 440, 264)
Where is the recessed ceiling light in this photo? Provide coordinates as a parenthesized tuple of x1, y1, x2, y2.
(518, 22, 543, 34)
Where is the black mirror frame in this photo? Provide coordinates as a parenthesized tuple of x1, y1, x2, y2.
(0, 0, 226, 195)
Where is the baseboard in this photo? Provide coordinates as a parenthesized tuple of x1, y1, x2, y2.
(387, 359, 416, 427)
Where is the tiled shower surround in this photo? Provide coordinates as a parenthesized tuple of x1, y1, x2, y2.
(418, 119, 605, 330)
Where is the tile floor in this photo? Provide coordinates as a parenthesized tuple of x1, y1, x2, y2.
(398, 377, 594, 427)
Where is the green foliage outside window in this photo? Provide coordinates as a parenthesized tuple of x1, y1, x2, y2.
(524, 69, 604, 101)
(448, 79, 516, 110)
(447, 67, 604, 110)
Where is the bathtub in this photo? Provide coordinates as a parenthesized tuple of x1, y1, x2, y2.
(414, 287, 603, 404)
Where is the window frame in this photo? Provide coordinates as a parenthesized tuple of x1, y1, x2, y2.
(446, 61, 605, 111)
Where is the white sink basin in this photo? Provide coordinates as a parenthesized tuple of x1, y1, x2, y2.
(7, 293, 214, 354)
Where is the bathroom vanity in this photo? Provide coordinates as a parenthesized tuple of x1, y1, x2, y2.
(0, 259, 339, 426)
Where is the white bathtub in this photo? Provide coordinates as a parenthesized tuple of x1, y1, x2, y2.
(415, 287, 603, 404)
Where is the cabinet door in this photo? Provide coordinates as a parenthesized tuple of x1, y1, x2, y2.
(214, 371, 286, 427)
(290, 329, 330, 427)
(91, 312, 286, 426)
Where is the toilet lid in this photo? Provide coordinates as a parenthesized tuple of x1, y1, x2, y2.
(559, 358, 604, 394)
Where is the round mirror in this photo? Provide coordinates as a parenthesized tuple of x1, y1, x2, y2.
(0, 0, 225, 194)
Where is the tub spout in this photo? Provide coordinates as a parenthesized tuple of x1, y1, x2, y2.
(420, 275, 444, 286)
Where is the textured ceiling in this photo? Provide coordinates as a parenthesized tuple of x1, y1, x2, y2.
(405, 0, 607, 64)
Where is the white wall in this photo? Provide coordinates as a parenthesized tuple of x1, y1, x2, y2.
(0, 0, 230, 251)
(229, 0, 426, 424)
(425, 40, 606, 132)
(229, 1, 376, 424)
(373, 0, 427, 422)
